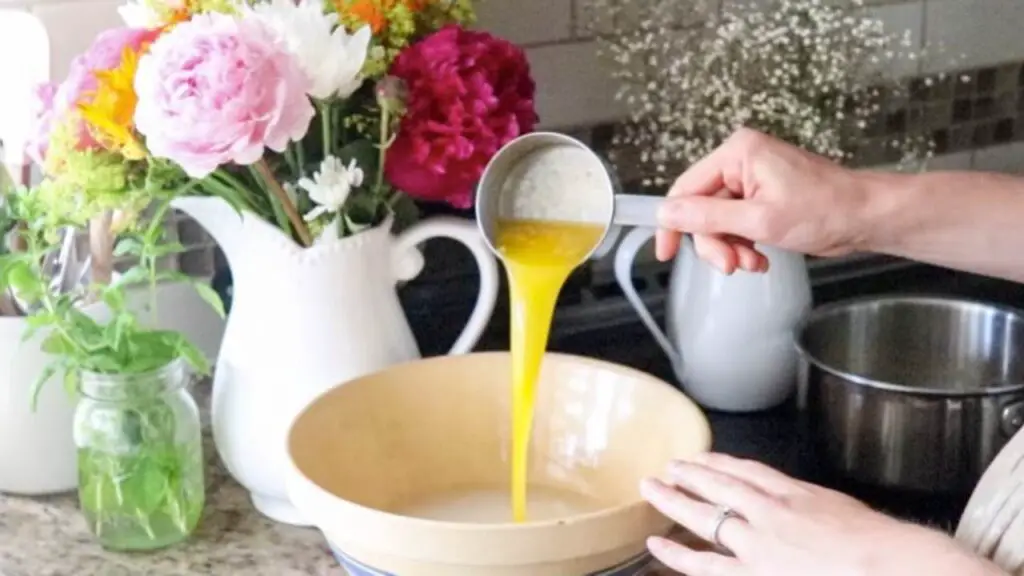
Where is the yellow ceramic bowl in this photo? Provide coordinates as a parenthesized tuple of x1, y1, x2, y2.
(286, 352, 712, 576)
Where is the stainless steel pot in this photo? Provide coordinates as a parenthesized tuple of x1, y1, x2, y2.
(795, 296, 1024, 494)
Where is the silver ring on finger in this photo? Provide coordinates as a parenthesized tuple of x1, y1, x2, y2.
(709, 504, 743, 550)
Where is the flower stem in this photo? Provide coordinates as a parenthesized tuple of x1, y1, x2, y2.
(319, 101, 332, 159)
(294, 141, 306, 178)
(283, 145, 298, 177)
(253, 160, 313, 247)
(376, 105, 390, 196)
(88, 212, 114, 288)
(247, 165, 292, 237)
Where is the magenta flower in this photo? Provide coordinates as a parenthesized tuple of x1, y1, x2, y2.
(384, 25, 538, 209)
(133, 13, 315, 178)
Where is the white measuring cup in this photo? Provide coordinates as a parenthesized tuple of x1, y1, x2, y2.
(474, 132, 663, 263)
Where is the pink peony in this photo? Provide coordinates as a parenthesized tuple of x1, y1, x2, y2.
(384, 25, 538, 209)
(25, 82, 57, 167)
(26, 26, 156, 166)
(133, 13, 315, 178)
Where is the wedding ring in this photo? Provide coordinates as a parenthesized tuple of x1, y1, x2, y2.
(709, 504, 741, 549)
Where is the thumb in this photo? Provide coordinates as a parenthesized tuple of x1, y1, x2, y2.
(656, 195, 769, 241)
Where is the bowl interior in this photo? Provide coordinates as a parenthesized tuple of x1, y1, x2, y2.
(797, 297, 1024, 392)
(289, 352, 710, 523)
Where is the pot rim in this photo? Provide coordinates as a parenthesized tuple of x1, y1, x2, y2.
(794, 294, 1024, 398)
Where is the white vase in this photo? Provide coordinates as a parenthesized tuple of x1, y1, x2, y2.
(172, 197, 500, 526)
(614, 229, 812, 413)
(0, 317, 78, 495)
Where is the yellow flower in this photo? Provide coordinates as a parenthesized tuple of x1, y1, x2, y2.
(78, 46, 147, 161)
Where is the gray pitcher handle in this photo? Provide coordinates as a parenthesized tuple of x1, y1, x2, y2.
(613, 226, 681, 367)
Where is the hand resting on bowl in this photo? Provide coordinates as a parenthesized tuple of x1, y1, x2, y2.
(641, 453, 1003, 576)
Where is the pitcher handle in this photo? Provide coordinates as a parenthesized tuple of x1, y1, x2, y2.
(613, 226, 681, 367)
(392, 216, 499, 355)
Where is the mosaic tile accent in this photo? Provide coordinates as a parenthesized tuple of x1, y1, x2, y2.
(852, 61, 1024, 162)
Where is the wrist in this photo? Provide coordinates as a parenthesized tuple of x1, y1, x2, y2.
(846, 169, 919, 255)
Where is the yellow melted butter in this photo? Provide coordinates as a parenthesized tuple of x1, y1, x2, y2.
(495, 219, 605, 523)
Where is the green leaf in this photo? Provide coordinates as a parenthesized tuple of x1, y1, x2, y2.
(336, 140, 378, 175)
(101, 286, 126, 311)
(123, 458, 168, 515)
(21, 311, 57, 342)
(63, 369, 80, 397)
(176, 338, 210, 376)
(40, 332, 74, 355)
(113, 237, 144, 258)
(343, 212, 372, 235)
(390, 195, 420, 231)
(191, 282, 225, 319)
(113, 266, 149, 289)
(7, 260, 38, 298)
(29, 363, 57, 412)
(149, 242, 186, 258)
(0, 254, 18, 288)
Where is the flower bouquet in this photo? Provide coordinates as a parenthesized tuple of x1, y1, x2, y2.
(20, 0, 535, 524)
(47, 0, 537, 245)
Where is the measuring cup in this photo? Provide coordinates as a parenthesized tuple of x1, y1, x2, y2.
(474, 131, 663, 263)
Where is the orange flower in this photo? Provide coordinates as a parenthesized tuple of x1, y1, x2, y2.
(78, 46, 147, 160)
(340, 0, 429, 34)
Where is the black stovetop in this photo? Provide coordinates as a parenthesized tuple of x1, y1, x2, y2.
(401, 263, 1024, 533)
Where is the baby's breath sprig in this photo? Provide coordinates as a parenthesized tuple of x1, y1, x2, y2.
(587, 0, 960, 187)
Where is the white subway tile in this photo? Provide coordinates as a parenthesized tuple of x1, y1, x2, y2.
(32, 0, 122, 81)
(864, 1, 923, 79)
(616, 0, 717, 34)
(721, 0, 909, 12)
(713, 0, 923, 80)
(475, 0, 572, 46)
(972, 143, 1024, 175)
(526, 40, 623, 128)
(924, 0, 1024, 74)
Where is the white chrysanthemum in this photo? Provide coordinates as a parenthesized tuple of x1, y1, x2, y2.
(300, 156, 364, 221)
(244, 0, 372, 100)
(118, 0, 181, 28)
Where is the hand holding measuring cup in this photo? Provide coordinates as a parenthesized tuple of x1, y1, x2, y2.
(476, 128, 873, 275)
(654, 128, 870, 273)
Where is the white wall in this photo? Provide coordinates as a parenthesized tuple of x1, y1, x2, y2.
(3, 0, 1024, 133)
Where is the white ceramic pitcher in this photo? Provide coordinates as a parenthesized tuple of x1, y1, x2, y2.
(172, 196, 499, 526)
(614, 228, 812, 413)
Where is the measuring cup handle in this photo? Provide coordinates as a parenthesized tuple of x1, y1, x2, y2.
(613, 194, 663, 228)
(613, 226, 681, 368)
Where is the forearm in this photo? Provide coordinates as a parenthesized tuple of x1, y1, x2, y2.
(856, 170, 1024, 283)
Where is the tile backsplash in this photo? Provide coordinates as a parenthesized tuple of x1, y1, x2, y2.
(3, 0, 1024, 278)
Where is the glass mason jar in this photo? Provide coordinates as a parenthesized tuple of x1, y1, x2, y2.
(72, 358, 205, 551)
